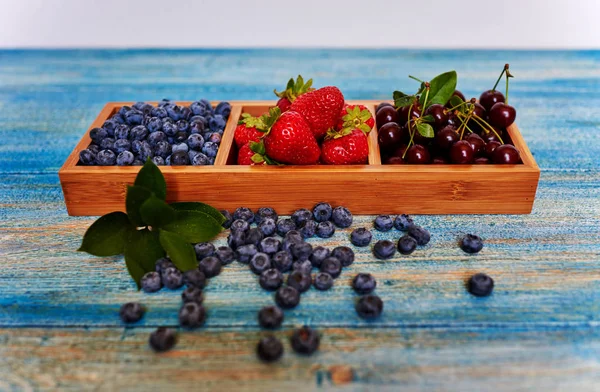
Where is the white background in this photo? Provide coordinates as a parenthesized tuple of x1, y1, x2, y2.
(0, 0, 599, 48)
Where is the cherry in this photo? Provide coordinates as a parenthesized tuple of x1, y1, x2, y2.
(485, 141, 501, 156)
(424, 104, 448, 130)
(492, 144, 521, 164)
(397, 104, 421, 127)
(406, 144, 431, 164)
(376, 106, 400, 129)
(479, 90, 505, 111)
(488, 102, 516, 128)
(466, 133, 486, 156)
(452, 90, 466, 101)
(377, 123, 405, 151)
(468, 102, 487, 133)
(376, 102, 394, 112)
(474, 157, 490, 164)
(392, 144, 409, 158)
(435, 126, 459, 150)
(481, 129, 503, 143)
(449, 140, 474, 164)
(385, 156, 405, 164)
(432, 156, 448, 164)
(407, 119, 431, 146)
(446, 114, 460, 128)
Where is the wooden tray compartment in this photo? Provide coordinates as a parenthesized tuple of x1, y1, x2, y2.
(59, 101, 540, 216)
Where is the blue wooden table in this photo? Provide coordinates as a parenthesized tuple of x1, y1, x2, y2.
(1, 49, 600, 391)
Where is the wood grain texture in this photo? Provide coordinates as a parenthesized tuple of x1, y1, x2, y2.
(1, 49, 600, 390)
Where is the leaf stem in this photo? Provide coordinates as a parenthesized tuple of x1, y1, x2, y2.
(492, 64, 508, 91)
(505, 70, 510, 104)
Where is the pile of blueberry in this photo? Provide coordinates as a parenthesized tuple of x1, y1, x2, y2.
(78, 99, 231, 166)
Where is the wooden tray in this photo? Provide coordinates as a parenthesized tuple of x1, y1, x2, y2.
(59, 101, 540, 216)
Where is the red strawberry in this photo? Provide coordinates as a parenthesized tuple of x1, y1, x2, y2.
(290, 86, 345, 140)
(321, 128, 369, 165)
(237, 141, 269, 165)
(237, 143, 254, 165)
(234, 113, 264, 148)
(336, 104, 375, 134)
(257, 107, 320, 165)
(274, 75, 314, 113)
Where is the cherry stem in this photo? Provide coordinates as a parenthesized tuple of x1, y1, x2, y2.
(470, 114, 505, 144)
(505, 70, 510, 104)
(492, 64, 509, 91)
(408, 75, 423, 83)
(422, 84, 431, 108)
(402, 103, 415, 159)
(446, 100, 468, 112)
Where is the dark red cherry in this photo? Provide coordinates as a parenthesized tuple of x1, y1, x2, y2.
(479, 90, 505, 112)
(376, 106, 400, 129)
(446, 114, 460, 128)
(432, 156, 448, 164)
(397, 104, 421, 126)
(435, 126, 459, 150)
(378, 123, 405, 151)
(406, 144, 431, 164)
(392, 144, 409, 158)
(492, 144, 521, 164)
(424, 104, 448, 130)
(376, 102, 394, 112)
(450, 90, 465, 102)
(481, 129, 503, 143)
(468, 102, 487, 133)
(485, 141, 501, 156)
(407, 119, 431, 146)
(488, 102, 516, 128)
(474, 157, 490, 164)
(385, 156, 405, 164)
(449, 140, 474, 164)
(466, 133, 486, 156)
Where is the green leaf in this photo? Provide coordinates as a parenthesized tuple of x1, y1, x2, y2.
(170, 202, 226, 225)
(448, 95, 465, 109)
(78, 212, 133, 256)
(416, 81, 426, 95)
(161, 210, 222, 243)
(249, 141, 266, 155)
(427, 70, 457, 106)
(416, 123, 435, 138)
(158, 229, 197, 272)
(420, 114, 435, 123)
(393, 91, 415, 109)
(126, 185, 153, 227)
(140, 195, 176, 228)
(124, 228, 165, 288)
(134, 159, 167, 200)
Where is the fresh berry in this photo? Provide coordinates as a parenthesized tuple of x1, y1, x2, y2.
(309, 246, 331, 268)
(331, 246, 354, 267)
(258, 305, 284, 328)
(435, 126, 459, 150)
(406, 144, 431, 164)
(192, 152, 211, 165)
(480, 90, 506, 112)
(408, 225, 431, 246)
(289, 86, 345, 140)
(274, 75, 314, 112)
(320, 257, 342, 278)
(374, 215, 394, 232)
(376, 106, 400, 129)
(355, 295, 383, 319)
(378, 122, 406, 152)
(250, 252, 272, 275)
(236, 244, 258, 264)
(460, 234, 484, 254)
(149, 328, 177, 352)
(287, 270, 312, 293)
(227, 230, 246, 250)
(291, 242, 313, 261)
(183, 269, 206, 289)
(331, 206, 353, 228)
(316, 221, 335, 238)
(394, 214, 414, 231)
(221, 210, 233, 229)
(259, 268, 284, 291)
(155, 257, 174, 273)
(79, 149, 96, 165)
(259, 237, 281, 255)
(468, 273, 494, 297)
(275, 286, 301, 309)
(255, 207, 278, 225)
(233, 207, 255, 223)
(231, 219, 250, 234)
(181, 286, 204, 304)
(321, 128, 369, 165)
(257, 336, 284, 362)
(489, 102, 516, 128)
(258, 218, 278, 237)
(272, 250, 293, 272)
(119, 302, 145, 323)
(353, 273, 377, 294)
(313, 272, 334, 291)
(337, 104, 374, 134)
(282, 231, 304, 253)
(313, 202, 333, 222)
(237, 142, 255, 165)
(373, 240, 396, 260)
(245, 227, 265, 247)
(449, 140, 474, 164)
(179, 302, 206, 329)
(492, 144, 521, 164)
(397, 235, 417, 255)
(277, 218, 297, 236)
(198, 256, 222, 278)
(291, 208, 313, 226)
(96, 149, 116, 166)
(350, 227, 372, 247)
(298, 220, 317, 239)
(215, 246, 235, 265)
(234, 114, 264, 148)
(141, 271, 162, 293)
(194, 242, 215, 260)
(466, 133, 486, 156)
(290, 326, 320, 355)
(162, 267, 184, 289)
(89, 127, 107, 143)
(292, 259, 313, 274)
(170, 150, 189, 165)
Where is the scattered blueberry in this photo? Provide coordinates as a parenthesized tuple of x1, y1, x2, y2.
(460, 234, 484, 254)
(258, 218, 277, 237)
(408, 225, 431, 246)
(287, 270, 312, 293)
(394, 214, 414, 231)
(397, 235, 417, 255)
(320, 257, 342, 278)
(198, 256, 222, 278)
(290, 326, 320, 355)
(468, 273, 494, 297)
(316, 221, 335, 238)
(141, 271, 162, 293)
(373, 240, 396, 260)
(230, 218, 250, 233)
(259, 268, 284, 291)
(181, 286, 204, 304)
(331, 246, 354, 267)
(353, 273, 377, 294)
(299, 220, 317, 239)
(155, 257, 174, 273)
(331, 206, 353, 228)
(162, 267, 184, 289)
(119, 302, 145, 323)
(282, 230, 304, 252)
(255, 207, 278, 225)
(272, 251, 293, 272)
(277, 218, 297, 236)
(227, 230, 246, 250)
(179, 302, 206, 329)
(313, 272, 334, 291)
(350, 227, 372, 247)
(245, 227, 264, 247)
(79, 149, 96, 165)
(292, 259, 313, 275)
(236, 244, 258, 264)
(194, 242, 215, 260)
(275, 286, 301, 309)
(312, 202, 333, 222)
(355, 295, 383, 319)
(258, 305, 284, 328)
(291, 242, 312, 261)
(96, 149, 116, 166)
(257, 336, 283, 362)
(309, 246, 330, 268)
(220, 210, 233, 229)
(183, 269, 206, 289)
(215, 246, 235, 265)
(149, 328, 177, 352)
(233, 207, 255, 223)
(374, 215, 394, 232)
(292, 208, 313, 226)
(259, 237, 281, 255)
(250, 252, 272, 275)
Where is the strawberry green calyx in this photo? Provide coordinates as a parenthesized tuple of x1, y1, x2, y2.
(340, 105, 373, 135)
(249, 141, 280, 165)
(255, 107, 282, 135)
(325, 127, 352, 140)
(274, 75, 315, 102)
(237, 113, 264, 127)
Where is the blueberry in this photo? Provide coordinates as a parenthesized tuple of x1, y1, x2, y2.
(175, 119, 189, 133)
(162, 116, 174, 125)
(277, 218, 296, 236)
(126, 109, 144, 126)
(136, 142, 153, 161)
(258, 218, 277, 237)
(147, 117, 163, 133)
(111, 113, 125, 124)
(374, 215, 394, 232)
(114, 139, 131, 154)
(250, 252, 271, 275)
(155, 257, 174, 273)
(172, 143, 189, 154)
(236, 244, 258, 264)
(87, 144, 100, 154)
(291, 242, 312, 261)
(114, 124, 130, 140)
(259, 268, 283, 291)
(255, 207, 278, 225)
(151, 156, 165, 166)
(316, 221, 335, 238)
(96, 149, 116, 166)
(290, 326, 320, 355)
(233, 207, 254, 223)
(170, 150, 189, 165)
(116, 151, 135, 166)
(282, 230, 303, 252)
(154, 141, 172, 159)
(257, 336, 283, 362)
(211, 247, 232, 266)
(130, 125, 148, 141)
(166, 105, 185, 121)
(186, 134, 204, 150)
(141, 271, 162, 293)
(101, 120, 118, 135)
(162, 267, 184, 289)
(132, 159, 144, 166)
(320, 257, 342, 278)
(181, 286, 204, 304)
(356, 295, 383, 319)
(188, 149, 200, 163)
(259, 237, 281, 255)
(201, 141, 219, 158)
(313, 272, 334, 291)
(208, 133, 222, 144)
(275, 286, 300, 309)
(220, 210, 233, 229)
(468, 273, 494, 297)
(89, 127, 107, 143)
(149, 328, 177, 352)
(394, 214, 414, 231)
(350, 227, 372, 247)
(174, 131, 188, 144)
(309, 246, 330, 268)
(272, 251, 293, 272)
(258, 305, 284, 328)
(119, 302, 145, 323)
(245, 227, 264, 247)
(397, 235, 417, 255)
(373, 240, 396, 260)
(312, 202, 333, 222)
(215, 101, 232, 118)
(190, 100, 213, 116)
(332, 206, 353, 228)
(208, 114, 226, 132)
(287, 270, 312, 293)
(192, 152, 211, 165)
(231, 220, 250, 234)
(165, 155, 172, 165)
(151, 107, 168, 119)
(292, 208, 313, 226)
(79, 149, 96, 165)
(408, 225, 430, 246)
(148, 131, 167, 146)
(292, 260, 313, 275)
(353, 273, 377, 294)
(332, 246, 354, 267)
(118, 105, 132, 116)
(132, 101, 149, 112)
(299, 220, 317, 239)
(183, 268, 206, 289)
(180, 106, 192, 120)
(227, 230, 246, 250)
(100, 137, 115, 152)
(198, 256, 222, 278)
(162, 121, 178, 137)
(460, 234, 484, 254)
(194, 242, 215, 260)
(158, 99, 172, 108)
(189, 119, 205, 134)
(179, 302, 206, 329)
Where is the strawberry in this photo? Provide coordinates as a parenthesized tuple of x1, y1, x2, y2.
(257, 107, 320, 165)
(336, 104, 374, 134)
(234, 113, 264, 148)
(237, 141, 270, 165)
(290, 86, 345, 140)
(237, 143, 255, 165)
(321, 128, 369, 165)
(274, 75, 314, 113)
